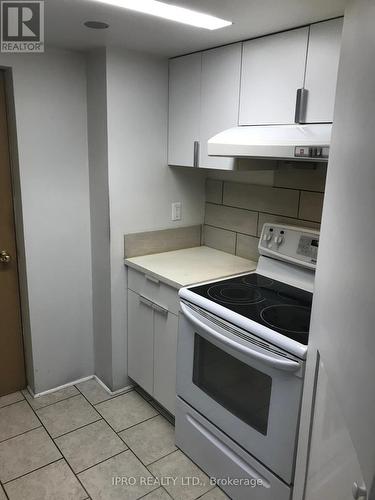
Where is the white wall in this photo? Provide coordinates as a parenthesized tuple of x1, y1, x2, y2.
(87, 49, 113, 389)
(106, 48, 205, 389)
(0, 49, 94, 393)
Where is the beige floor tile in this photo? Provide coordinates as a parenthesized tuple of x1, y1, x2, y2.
(0, 485, 7, 500)
(0, 392, 24, 409)
(142, 487, 172, 499)
(119, 415, 176, 465)
(55, 419, 127, 473)
(78, 450, 156, 499)
(4, 459, 87, 500)
(23, 386, 79, 410)
(76, 379, 115, 405)
(149, 450, 211, 500)
(0, 401, 40, 442)
(36, 395, 100, 438)
(96, 391, 158, 432)
(0, 427, 61, 483)
(199, 487, 229, 499)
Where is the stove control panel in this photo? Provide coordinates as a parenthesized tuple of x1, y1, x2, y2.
(259, 224, 320, 270)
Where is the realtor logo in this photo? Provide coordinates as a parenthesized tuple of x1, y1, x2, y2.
(1, 1, 44, 52)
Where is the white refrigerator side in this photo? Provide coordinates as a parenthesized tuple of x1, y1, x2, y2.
(295, 1, 375, 498)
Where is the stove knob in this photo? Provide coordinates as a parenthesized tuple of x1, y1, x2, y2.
(274, 236, 284, 246)
(266, 234, 272, 242)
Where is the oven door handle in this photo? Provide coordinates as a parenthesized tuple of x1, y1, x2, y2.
(181, 303, 301, 373)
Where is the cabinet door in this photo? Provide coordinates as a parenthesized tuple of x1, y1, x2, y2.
(239, 27, 309, 125)
(168, 53, 201, 167)
(127, 290, 154, 395)
(304, 18, 343, 123)
(200, 44, 242, 170)
(153, 310, 179, 415)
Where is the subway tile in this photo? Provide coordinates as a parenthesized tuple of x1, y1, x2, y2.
(203, 226, 236, 255)
(299, 191, 324, 222)
(205, 179, 223, 204)
(257, 213, 320, 236)
(275, 163, 327, 192)
(124, 225, 201, 258)
(205, 203, 258, 236)
(236, 234, 260, 261)
(223, 182, 299, 217)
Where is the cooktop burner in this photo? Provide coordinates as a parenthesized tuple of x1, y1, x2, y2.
(188, 273, 313, 345)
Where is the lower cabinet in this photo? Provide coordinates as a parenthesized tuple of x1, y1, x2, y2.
(127, 288, 178, 415)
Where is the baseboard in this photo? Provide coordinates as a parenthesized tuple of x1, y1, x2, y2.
(93, 375, 134, 396)
(28, 375, 134, 399)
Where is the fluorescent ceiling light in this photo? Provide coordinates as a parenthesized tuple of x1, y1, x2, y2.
(93, 0, 232, 30)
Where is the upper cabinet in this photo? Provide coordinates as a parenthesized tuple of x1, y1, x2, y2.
(168, 18, 343, 168)
(304, 18, 343, 123)
(200, 44, 242, 169)
(239, 27, 309, 126)
(168, 53, 201, 167)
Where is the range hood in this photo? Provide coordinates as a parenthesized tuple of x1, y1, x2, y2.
(208, 124, 332, 161)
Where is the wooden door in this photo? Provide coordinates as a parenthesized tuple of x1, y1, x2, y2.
(200, 43, 242, 170)
(0, 71, 26, 397)
(239, 27, 309, 125)
(168, 53, 201, 167)
(304, 18, 343, 123)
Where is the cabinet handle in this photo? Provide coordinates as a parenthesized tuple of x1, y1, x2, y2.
(145, 274, 160, 285)
(139, 295, 154, 308)
(152, 303, 168, 315)
(295, 88, 308, 124)
(139, 295, 168, 315)
(193, 141, 200, 168)
(352, 482, 367, 499)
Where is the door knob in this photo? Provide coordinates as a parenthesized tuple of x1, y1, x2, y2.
(0, 250, 11, 264)
(352, 482, 367, 499)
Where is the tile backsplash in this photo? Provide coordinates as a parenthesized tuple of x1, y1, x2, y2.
(203, 164, 325, 261)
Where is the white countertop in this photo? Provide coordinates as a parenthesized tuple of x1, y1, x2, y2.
(125, 246, 257, 289)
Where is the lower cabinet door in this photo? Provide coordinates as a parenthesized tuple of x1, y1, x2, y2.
(128, 290, 154, 395)
(153, 310, 179, 415)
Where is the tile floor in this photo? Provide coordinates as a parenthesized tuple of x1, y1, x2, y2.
(0, 380, 228, 500)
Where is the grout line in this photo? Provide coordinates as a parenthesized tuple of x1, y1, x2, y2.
(52, 418, 103, 440)
(145, 449, 178, 468)
(76, 449, 129, 476)
(0, 424, 42, 444)
(115, 414, 160, 434)
(2, 458, 63, 485)
(0, 396, 25, 410)
(22, 397, 92, 499)
(25, 392, 81, 411)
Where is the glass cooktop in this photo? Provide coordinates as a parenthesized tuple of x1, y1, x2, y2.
(189, 273, 313, 345)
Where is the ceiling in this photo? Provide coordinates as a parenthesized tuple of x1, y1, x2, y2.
(45, 0, 348, 57)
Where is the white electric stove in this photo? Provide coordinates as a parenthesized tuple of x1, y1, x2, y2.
(175, 223, 319, 500)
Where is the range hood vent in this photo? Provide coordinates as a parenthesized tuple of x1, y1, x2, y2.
(208, 124, 332, 161)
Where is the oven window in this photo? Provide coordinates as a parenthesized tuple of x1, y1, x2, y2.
(193, 334, 272, 435)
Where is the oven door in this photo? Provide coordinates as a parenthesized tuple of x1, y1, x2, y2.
(177, 301, 304, 484)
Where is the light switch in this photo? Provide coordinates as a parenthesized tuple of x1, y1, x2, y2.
(172, 202, 182, 221)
